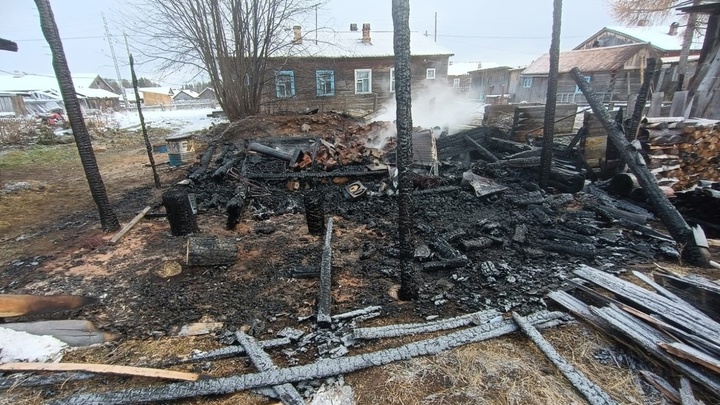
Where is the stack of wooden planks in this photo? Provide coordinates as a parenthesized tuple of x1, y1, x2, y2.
(549, 265, 720, 403)
(645, 120, 720, 190)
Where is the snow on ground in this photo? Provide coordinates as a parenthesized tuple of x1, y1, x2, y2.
(107, 108, 227, 136)
(0, 327, 67, 364)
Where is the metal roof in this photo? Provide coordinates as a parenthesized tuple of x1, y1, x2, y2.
(522, 44, 653, 75)
(575, 25, 704, 52)
(0, 73, 112, 96)
(277, 30, 453, 58)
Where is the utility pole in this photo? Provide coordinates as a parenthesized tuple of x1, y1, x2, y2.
(102, 12, 127, 108)
(434, 12, 437, 42)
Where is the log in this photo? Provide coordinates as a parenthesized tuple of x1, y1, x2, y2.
(638, 370, 681, 404)
(317, 217, 334, 327)
(189, 143, 218, 182)
(487, 156, 541, 169)
(609, 173, 639, 197)
(422, 256, 469, 271)
(162, 188, 198, 236)
(50, 311, 566, 405)
(185, 237, 237, 267)
(353, 309, 501, 340)
(0, 320, 118, 347)
(487, 137, 534, 154)
(109, 206, 151, 245)
(235, 332, 304, 405)
(0, 372, 95, 391)
(0, 294, 98, 318)
(0, 363, 200, 382)
(464, 134, 499, 163)
(511, 312, 618, 405)
(570, 67, 708, 267)
(331, 306, 383, 321)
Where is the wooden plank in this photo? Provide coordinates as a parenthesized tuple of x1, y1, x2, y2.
(648, 92, 664, 117)
(660, 342, 720, 374)
(317, 217, 334, 327)
(0, 294, 98, 318)
(679, 377, 703, 405)
(638, 370, 681, 404)
(653, 273, 720, 323)
(512, 312, 618, 405)
(670, 91, 688, 118)
(109, 206, 151, 245)
(0, 363, 200, 382)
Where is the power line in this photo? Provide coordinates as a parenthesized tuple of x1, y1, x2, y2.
(14, 35, 120, 42)
(436, 34, 589, 39)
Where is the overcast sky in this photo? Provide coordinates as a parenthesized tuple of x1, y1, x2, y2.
(1, 0, 638, 86)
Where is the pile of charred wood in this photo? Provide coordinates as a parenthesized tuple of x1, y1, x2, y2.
(550, 265, 720, 403)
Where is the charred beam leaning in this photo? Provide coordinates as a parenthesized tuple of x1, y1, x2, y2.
(626, 58, 657, 142)
(235, 332, 304, 405)
(51, 311, 566, 405)
(569, 68, 709, 267)
(463, 135, 499, 163)
(317, 217, 334, 327)
(512, 312, 618, 405)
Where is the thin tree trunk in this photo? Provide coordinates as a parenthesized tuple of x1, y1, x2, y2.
(539, 0, 563, 189)
(392, 0, 419, 300)
(34, 0, 120, 232)
(129, 55, 161, 188)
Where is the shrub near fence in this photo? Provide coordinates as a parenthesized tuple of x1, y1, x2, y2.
(0, 118, 41, 145)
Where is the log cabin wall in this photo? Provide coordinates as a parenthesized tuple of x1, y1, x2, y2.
(261, 55, 451, 114)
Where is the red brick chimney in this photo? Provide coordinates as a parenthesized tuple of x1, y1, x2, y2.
(668, 22, 679, 36)
(362, 23, 371, 44)
(293, 25, 302, 44)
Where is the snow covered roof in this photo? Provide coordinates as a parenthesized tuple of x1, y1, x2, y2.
(276, 30, 453, 58)
(659, 54, 701, 64)
(173, 89, 199, 98)
(0, 73, 116, 98)
(139, 87, 174, 95)
(576, 25, 705, 52)
(523, 44, 653, 75)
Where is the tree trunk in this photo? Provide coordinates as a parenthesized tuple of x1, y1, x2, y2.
(129, 54, 160, 188)
(392, 0, 419, 300)
(34, 0, 119, 232)
(539, 0, 563, 189)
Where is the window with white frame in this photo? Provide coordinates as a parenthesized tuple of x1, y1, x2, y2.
(316, 70, 335, 96)
(355, 69, 372, 94)
(453, 78, 461, 88)
(275, 71, 295, 98)
(426, 68, 436, 79)
(521, 76, 533, 88)
(390, 68, 395, 92)
(575, 75, 591, 93)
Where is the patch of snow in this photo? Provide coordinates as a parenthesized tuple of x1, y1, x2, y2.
(0, 327, 67, 364)
(109, 108, 227, 136)
(309, 382, 355, 405)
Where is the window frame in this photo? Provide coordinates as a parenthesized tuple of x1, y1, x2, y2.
(355, 69, 372, 94)
(275, 70, 295, 98)
(575, 75, 591, 94)
(426, 68, 436, 80)
(316, 69, 335, 96)
(521, 76, 533, 88)
(390, 67, 395, 93)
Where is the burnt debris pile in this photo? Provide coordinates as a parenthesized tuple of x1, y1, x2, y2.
(180, 121, 684, 314)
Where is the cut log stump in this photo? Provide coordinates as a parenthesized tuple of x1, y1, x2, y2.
(162, 188, 198, 236)
(186, 237, 237, 267)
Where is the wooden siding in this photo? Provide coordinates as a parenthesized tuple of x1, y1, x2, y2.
(173, 92, 196, 102)
(262, 55, 450, 113)
(470, 68, 514, 101)
(516, 69, 647, 104)
(142, 92, 173, 106)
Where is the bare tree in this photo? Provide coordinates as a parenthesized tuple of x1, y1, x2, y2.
(123, 0, 321, 120)
(34, 0, 120, 232)
(608, 0, 707, 88)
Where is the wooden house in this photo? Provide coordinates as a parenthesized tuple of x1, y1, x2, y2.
(446, 62, 482, 92)
(138, 87, 174, 106)
(197, 87, 217, 102)
(516, 43, 657, 104)
(262, 24, 453, 113)
(468, 65, 524, 103)
(173, 89, 200, 102)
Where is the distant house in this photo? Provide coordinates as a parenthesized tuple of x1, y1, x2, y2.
(262, 24, 454, 113)
(172, 89, 199, 102)
(197, 87, 217, 102)
(0, 73, 121, 114)
(469, 65, 524, 103)
(516, 43, 657, 104)
(138, 87, 173, 106)
(446, 62, 483, 91)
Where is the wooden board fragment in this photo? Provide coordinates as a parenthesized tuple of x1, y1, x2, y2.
(639, 370, 681, 404)
(0, 294, 98, 318)
(660, 342, 720, 374)
(0, 363, 200, 381)
(109, 206, 151, 245)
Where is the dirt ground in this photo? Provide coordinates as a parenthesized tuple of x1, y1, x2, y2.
(0, 114, 717, 404)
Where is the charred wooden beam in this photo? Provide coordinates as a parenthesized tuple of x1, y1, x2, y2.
(570, 67, 709, 267)
(615, 219, 674, 243)
(652, 273, 720, 323)
(248, 142, 302, 168)
(506, 190, 545, 206)
(488, 156, 541, 169)
(541, 241, 597, 258)
(587, 203, 648, 225)
(0, 372, 94, 390)
(626, 58, 657, 142)
(412, 186, 462, 196)
(317, 217, 334, 327)
(189, 143, 218, 182)
(487, 137, 534, 154)
(161, 188, 198, 236)
(464, 134, 499, 163)
(303, 192, 325, 236)
(512, 312, 618, 405)
(331, 306, 383, 322)
(541, 228, 593, 244)
(51, 311, 566, 405)
(429, 237, 460, 259)
(565, 127, 587, 152)
(638, 370, 681, 404)
(155, 338, 291, 367)
(247, 170, 384, 181)
(235, 332, 304, 405)
(539, 0, 563, 189)
(460, 237, 493, 250)
(422, 256, 469, 272)
(212, 156, 241, 180)
(226, 184, 248, 230)
(353, 309, 501, 340)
